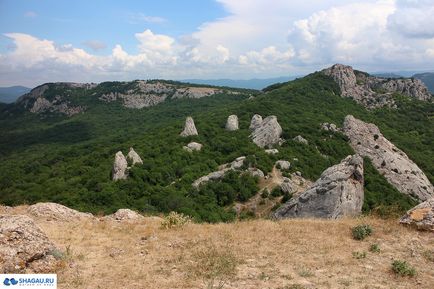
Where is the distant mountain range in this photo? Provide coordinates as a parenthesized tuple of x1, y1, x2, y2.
(413, 72, 434, 93)
(0, 86, 31, 103)
(182, 76, 299, 90)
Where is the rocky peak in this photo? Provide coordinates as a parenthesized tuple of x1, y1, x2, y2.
(273, 155, 364, 219)
(127, 148, 143, 165)
(343, 115, 433, 202)
(322, 64, 432, 109)
(180, 116, 198, 137)
(112, 151, 128, 181)
(226, 115, 239, 131)
(250, 115, 283, 148)
(249, 114, 263, 130)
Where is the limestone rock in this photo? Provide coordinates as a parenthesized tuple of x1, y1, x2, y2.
(322, 64, 431, 109)
(320, 122, 339, 132)
(265, 149, 279, 155)
(192, 156, 246, 188)
(276, 160, 291, 170)
(226, 115, 239, 131)
(0, 215, 58, 273)
(249, 114, 263, 130)
(293, 135, 308, 145)
(250, 116, 283, 148)
(231, 156, 246, 170)
(247, 168, 265, 178)
(183, 142, 203, 152)
(27, 202, 93, 221)
(180, 116, 198, 137)
(343, 115, 433, 202)
(273, 155, 364, 219)
(105, 209, 144, 221)
(280, 178, 293, 193)
(127, 147, 143, 165)
(112, 151, 128, 181)
(400, 198, 434, 231)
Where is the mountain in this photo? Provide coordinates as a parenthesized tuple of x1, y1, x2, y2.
(182, 76, 298, 90)
(0, 64, 432, 223)
(372, 73, 404, 78)
(0, 86, 31, 103)
(413, 72, 434, 93)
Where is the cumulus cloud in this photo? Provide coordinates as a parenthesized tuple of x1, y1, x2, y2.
(82, 40, 107, 51)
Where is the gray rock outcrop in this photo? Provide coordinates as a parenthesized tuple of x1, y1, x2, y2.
(127, 148, 143, 165)
(183, 142, 203, 152)
(273, 155, 364, 219)
(320, 122, 339, 132)
(265, 149, 279, 155)
(343, 115, 433, 202)
(104, 209, 144, 221)
(0, 215, 58, 273)
(249, 114, 263, 130)
(250, 116, 283, 148)
(27, 202, 93, 221)
(180, 116, 198, 137)
(280, 177, 294, 194)
(112, 151, 128, 181)
(293, 135, 308, 145)
(323, 64, 432, 109)
(276, 160, 291, 170)
(247, 168, 265, 178)
(226, 115, 239, 131)
(400, 198, 434, 231)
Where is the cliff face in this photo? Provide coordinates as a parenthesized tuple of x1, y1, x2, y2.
(323, 64, 432, 109)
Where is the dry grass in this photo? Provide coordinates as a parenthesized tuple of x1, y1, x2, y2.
(22, 214, 432, 289)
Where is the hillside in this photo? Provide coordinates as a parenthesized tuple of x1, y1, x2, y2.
(0, 85, 31, 103)
(413, 72, 434, 93)
(2, 204, 434, 289)
(0, 65, 433, 222)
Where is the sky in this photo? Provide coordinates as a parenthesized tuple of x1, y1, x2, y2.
(1, 0, 434, 87)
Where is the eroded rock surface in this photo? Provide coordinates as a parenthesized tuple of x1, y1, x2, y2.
(276, 160, 291, 170)
(400, 198, 434, 231)
(180, 116, 198, 137)
(27, 202, 93, 221)
(0, 215, 58, 273)
(250, 116, 283, 148)
(273, 155, 364, 219)
(112, 151, 128, 181)
(249, 114, 263, 130)
(343, 115, 433, 202)
(127, 148, 143, 165)
(226, 115, 239, 131)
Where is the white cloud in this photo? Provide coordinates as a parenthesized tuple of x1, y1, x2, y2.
(128, 13, 167, 24)
(82, 40, 107, 51)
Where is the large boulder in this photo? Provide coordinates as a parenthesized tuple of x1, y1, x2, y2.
(250, 116, 283, 148)
(343, 115, 433, 202)
(27, 202, 93, 221)
(276, 160, 291, 170)
(249, 114, 263, 130)
(112, 151, 128, 180)
(273, 155, 364, 219)
(226, 115, 239, 131)
(0, 215, 58, 273)
(127, 147, 143, 165)
(180, 116, 198, 137)
(183, 142, 203, 152)
(400, 198, 434, 231)
(104, 209, 144, 221)
(293, 135, 308, 145)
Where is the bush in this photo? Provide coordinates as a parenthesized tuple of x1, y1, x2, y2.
(281, 192, 292, 203)
(369, 243, 380, 253)
(160, 211, 192, 229)
(391, 260, 416, 277)
(351, 224, 373, 240)
(261, 189, 269, 199)
(352, 251, 367, 259)
(271, 187, 283, 197)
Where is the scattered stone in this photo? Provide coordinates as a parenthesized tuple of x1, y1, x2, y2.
(343, 115, 433, 202)
(265, 149, 279, 155)
(293, 135, 308, 145)
(127, 147, 143, 165)
(251, 116, 283, 148)
(226, 115, 239, 131)
(276, 160, 291, 170)
(27, 202, 93, 221)
(0, 215, 58, 273)
(273, 155, 364, 219)
(105, 209, 144, 221)
(400, 198, 434, 231)
(183, 142, 203, 152)
(112, 151, 128, 181)
(249, 114, 263, 130)
(180, 116, 198, 137)
(321, 122, 339, 132)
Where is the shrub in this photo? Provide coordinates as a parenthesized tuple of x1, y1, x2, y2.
(160, 211, 192, 229)
(352, 251, 367, 259)
(281, 192, 292, 203)
(369, 243, 380, 253)
(351, 224, 373, 240)
(391, 260, 416, 277)
(271, 187, 283, 197)
(261, 189, 269, 199)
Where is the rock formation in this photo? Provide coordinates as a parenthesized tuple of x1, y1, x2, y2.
(0, 215, 58, 273)
(276, 160, 291, 170)
(293, 135, 308, 145)
(226, 115, 239, 131)
(112, 151, 128, 181)
(249, 114, 263, 130)
(127, 147, 143, 165)
(280, 177, 294, 194)
(183, 142, 203, 152)
(322, 64, 432, 109)
(27, 202, 93, 221)
(273, 155, 364, 219)
(247, 168, 265, 178)
(250, 116, 283, 148)
(180, 116, 198, 137)
(400, 198, 434, 231)
(265, 149, 279, 155)
(104, 209, 144, 221)
(343, 115, 433, 202)
(320, 122, 339, 132)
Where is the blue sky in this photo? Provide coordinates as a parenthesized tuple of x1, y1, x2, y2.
(1, 0, 434, 86)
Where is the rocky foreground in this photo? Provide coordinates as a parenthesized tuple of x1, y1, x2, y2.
(1, 203, 434, 289)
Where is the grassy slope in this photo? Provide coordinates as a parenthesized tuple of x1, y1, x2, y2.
(0, 73, 432, 220)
